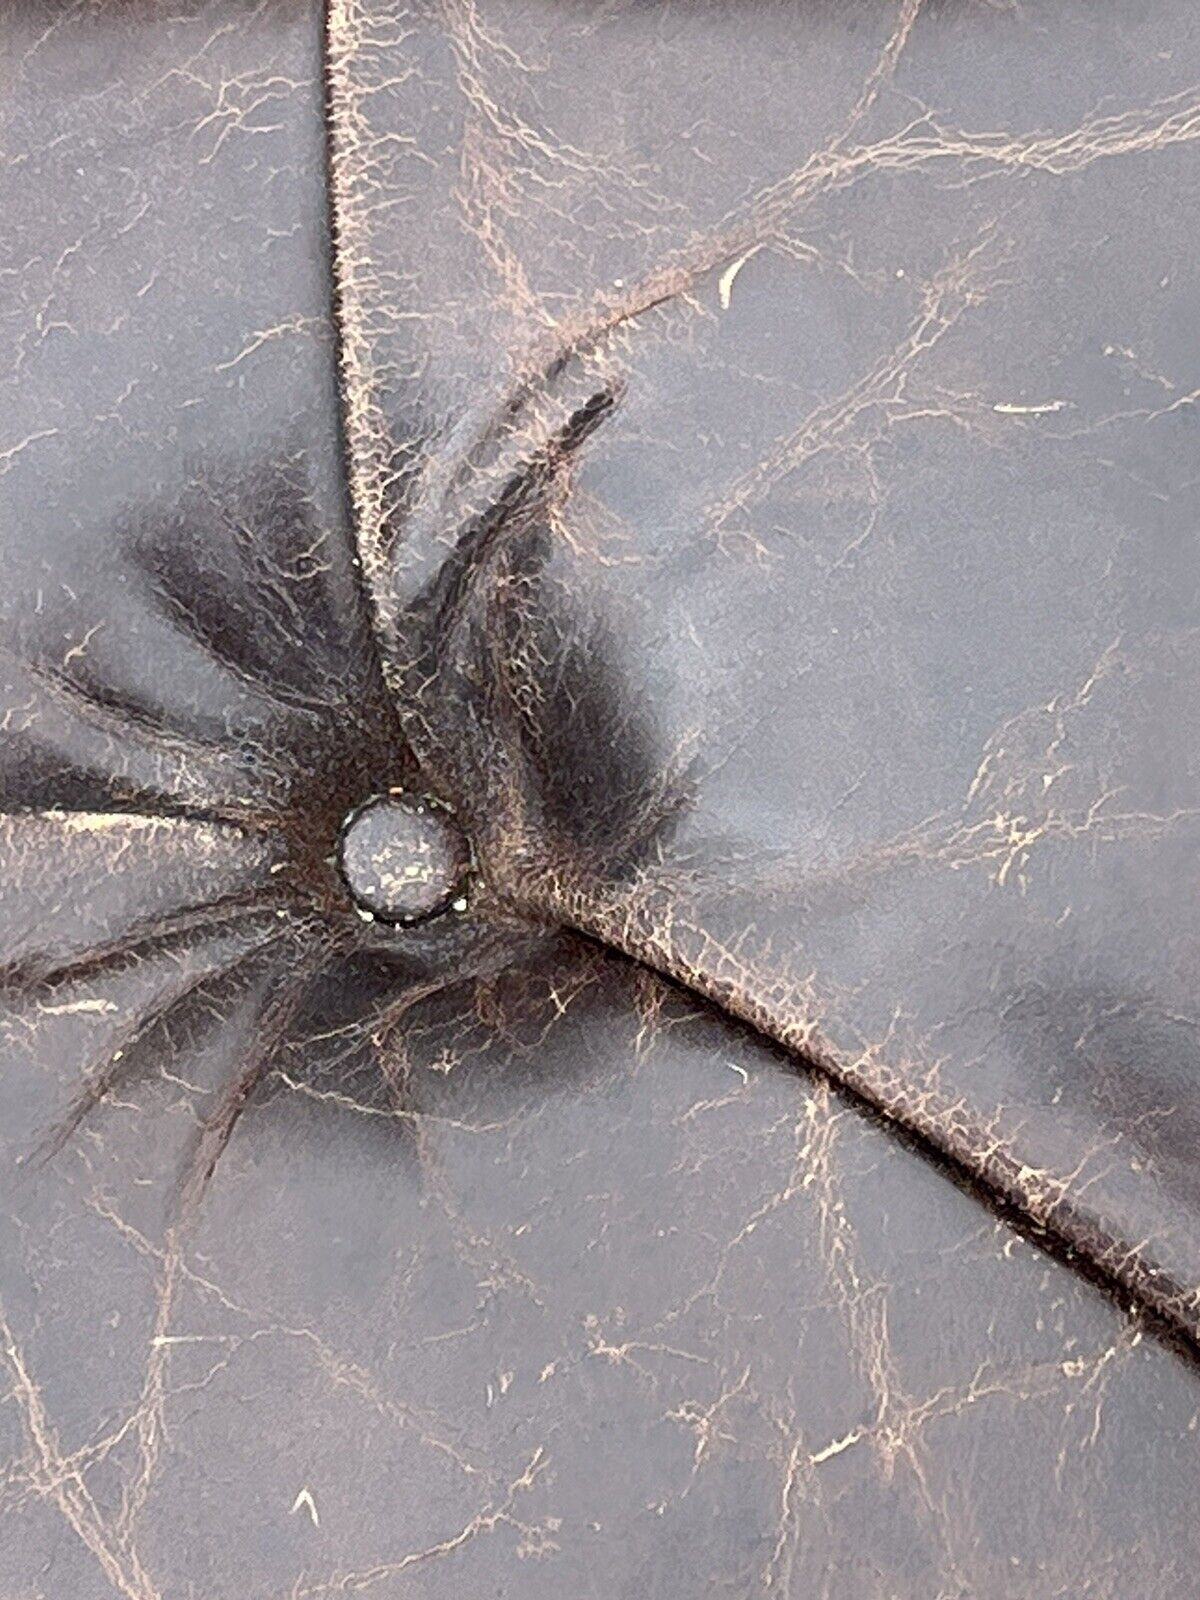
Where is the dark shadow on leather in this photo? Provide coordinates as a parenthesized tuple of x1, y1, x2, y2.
(368, 360, 695, 890)
(997, 978, 1200, 1174)
(26, 935, 287, 1166)
(261, 929, 619, 1163)
(2, 452, 419, 825)
(124, 465, 382, 726)
(491, 514, 697, 882)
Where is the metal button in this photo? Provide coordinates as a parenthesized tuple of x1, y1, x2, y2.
(337, 794, 471, 925)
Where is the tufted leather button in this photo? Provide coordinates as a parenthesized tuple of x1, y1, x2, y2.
(337, 794, 471, 924)
(6, 3, 1200, 1594)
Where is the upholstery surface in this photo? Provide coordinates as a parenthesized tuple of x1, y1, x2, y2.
(1, 2, 1199, 1597)
(327, 0, 1200, 1339)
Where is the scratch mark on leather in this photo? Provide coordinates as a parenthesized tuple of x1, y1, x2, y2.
(291, 1447, 554, 1595)
(0, 1304, 163, 1600)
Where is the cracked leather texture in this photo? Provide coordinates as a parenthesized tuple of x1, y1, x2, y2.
(2, 2, 1200, 1596)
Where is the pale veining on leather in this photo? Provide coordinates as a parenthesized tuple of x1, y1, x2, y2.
(1, 3, 1199, 1596)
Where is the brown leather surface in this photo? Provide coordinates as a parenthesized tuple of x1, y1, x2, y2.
(1, 2, 1199, 1596)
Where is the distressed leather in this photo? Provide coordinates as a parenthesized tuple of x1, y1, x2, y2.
(2, 2, 1200, 1596)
